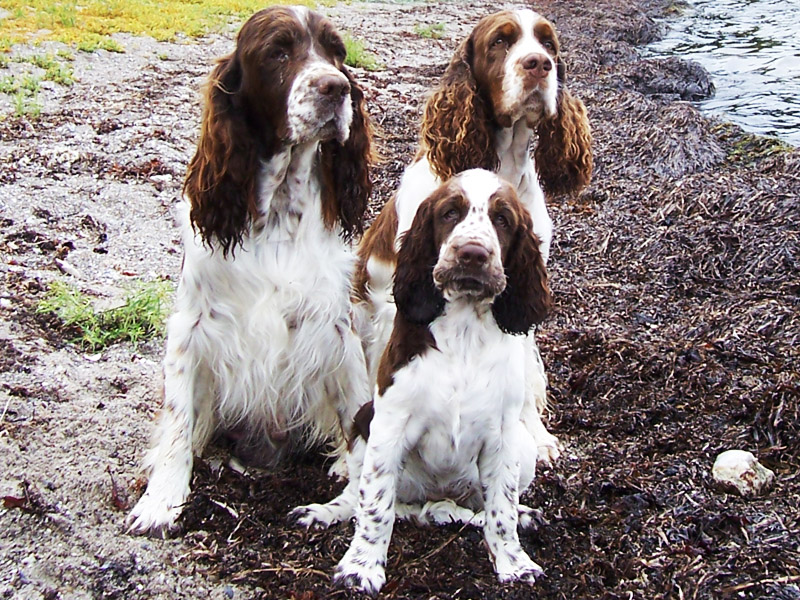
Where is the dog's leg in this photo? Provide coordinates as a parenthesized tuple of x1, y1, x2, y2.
(334, 405, 409, 595)
(289, 436, 365, 528)
(127, 314, 212, 536)
(479, 434, 544, 584)
(291, 323, 371, 527)
(328, 322, 372, 480)
(523, 333, 561, 465)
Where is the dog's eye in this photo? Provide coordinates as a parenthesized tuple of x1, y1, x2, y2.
(492, 36, 507, 48)
(333, 44, 347, 62)
(542, 40, 555, 52)
(270, 47, 289, 62)
(494, 214, 510, 229)
(442, 208, 460, 222)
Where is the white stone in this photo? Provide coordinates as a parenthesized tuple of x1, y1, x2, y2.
(712, 450, 775, 497)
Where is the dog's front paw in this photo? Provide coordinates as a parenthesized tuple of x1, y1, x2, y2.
(493, 548, 544, 585)
(288, 503, 341, 529)
(334, 548, 386, 596)
(289, 494, 356, 529)
(535, 430, 562, 466)
(126, 490, 185, 537)
(517, 504, 545, 531)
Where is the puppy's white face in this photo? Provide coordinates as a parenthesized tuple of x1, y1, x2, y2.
(432, 170, 520, 301)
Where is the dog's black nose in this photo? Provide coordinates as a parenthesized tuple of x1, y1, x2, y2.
(457, 243, 490, 267)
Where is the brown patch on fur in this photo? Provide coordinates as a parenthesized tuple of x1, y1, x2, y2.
(320, 66, 375, 241)
(392, 184, 471, 326)
(419, 33, 499, 182)
(350, 401, 374, 443)
(490, 187, 553, 334)
(353, 197, 398, 303)
(376, 314, 437, 396)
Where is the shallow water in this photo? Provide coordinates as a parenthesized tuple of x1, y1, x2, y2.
(645, 0, 800, 146)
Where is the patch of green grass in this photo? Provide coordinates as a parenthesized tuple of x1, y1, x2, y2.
(0, 0, 310, 54)
(36, 278, 173, 350)
(40, 2, 78, 29)
(45, 60, 73, 84)
(0, 35, 12, 54)
(414, 22, 445, 39)
(27, 53, 58, 70)
(56, 49, 74, 61)
(76, 34, 125, 53)
(19, 53, 73, 84)
(343, 32, 382, 71)
(0, 73, 40, 94)
(19, 73, 40, 93)
(12, 88, 41, 117)
(0, 75, 16, 94)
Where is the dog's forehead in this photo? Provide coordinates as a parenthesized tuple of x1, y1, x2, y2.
(510, 9, 555, 53)
(290, 5, 310, 24)
(514, 8, 544, 30)
(454, 170, 503, 213)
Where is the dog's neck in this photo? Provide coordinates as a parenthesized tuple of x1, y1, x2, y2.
(253, 140, 322, 239)
(493, 118, 534, 190)
(429, 297, 500, 354)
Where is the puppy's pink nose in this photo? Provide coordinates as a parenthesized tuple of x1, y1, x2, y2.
(457, 243, 490, 267)
(317, 74, 350, 97)
(521, 53, 552, 78)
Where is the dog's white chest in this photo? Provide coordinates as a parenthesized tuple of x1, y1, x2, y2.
(388, 313, 526, 501)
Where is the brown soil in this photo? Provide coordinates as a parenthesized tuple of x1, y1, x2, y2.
(1, 0, 798, 599)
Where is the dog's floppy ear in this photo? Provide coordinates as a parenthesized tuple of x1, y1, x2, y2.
(534, 59, 593, 197)
(420, 35, 498, 181)
(320, 66, 374, 240)
(492, 209, 552, 335)
(184, 51, 265, 257)
(393, 198, 445, 325)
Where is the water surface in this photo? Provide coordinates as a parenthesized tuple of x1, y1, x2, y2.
(645, 0, 800, 146)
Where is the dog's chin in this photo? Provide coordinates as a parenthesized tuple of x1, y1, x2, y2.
(497, 86, 552, 128)
(292, 112, 351, 145)
(436, 271, 506, 301)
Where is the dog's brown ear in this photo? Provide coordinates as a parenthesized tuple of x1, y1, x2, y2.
(184, 51, 265, 257)
(320, 66, 374, 240)
(492, 210, 552, 335)
(420, 36, 498, 181)
(393, 198, 445, 326)
(535, 83, 593, 197)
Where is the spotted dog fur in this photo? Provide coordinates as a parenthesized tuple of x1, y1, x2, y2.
(293, 170, 552, 594)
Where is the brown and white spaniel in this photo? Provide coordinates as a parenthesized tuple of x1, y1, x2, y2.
(354, 8, 592, 466)
(127, 6, 373, 536)
(292, 170, 552, 594)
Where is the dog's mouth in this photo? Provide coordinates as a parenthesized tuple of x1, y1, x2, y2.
(315, 118, 340, 140)
(435, 268, 506, 300)
(453, 276, 488, 292)
(292, 112, 350, 145)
